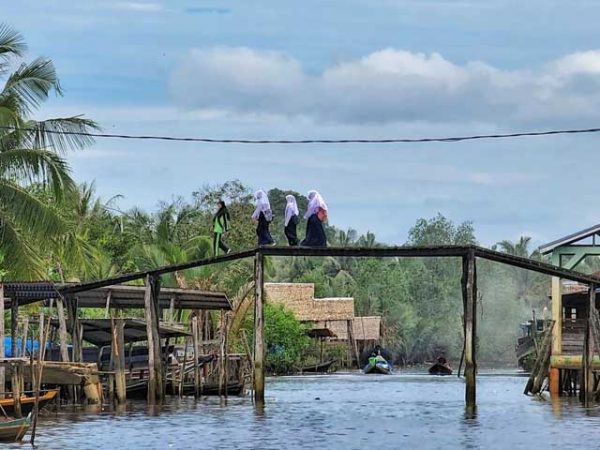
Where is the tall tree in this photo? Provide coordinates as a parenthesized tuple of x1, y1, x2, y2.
(0, 24, 98, 278)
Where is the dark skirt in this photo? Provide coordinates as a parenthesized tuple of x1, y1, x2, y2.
(300, 214, 327, 247)
(284, 215, 299, 246)
(256, 212, 274, 246)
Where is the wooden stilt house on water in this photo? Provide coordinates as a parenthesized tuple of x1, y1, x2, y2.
(0, 282, 250, 408)
(538, 224, 600, 396)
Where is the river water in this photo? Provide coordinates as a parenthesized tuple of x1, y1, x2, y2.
(13, 373, 600, 449)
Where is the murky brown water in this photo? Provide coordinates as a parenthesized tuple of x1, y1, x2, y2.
(9, 373, 600, 449)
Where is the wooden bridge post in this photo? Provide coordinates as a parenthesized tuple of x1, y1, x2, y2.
(253, 251, 265, 402)
(112, 318, 127, 405)
(144, 274, 163, 404)
(583, 283, 595, 405)
(462, 250, 477, 409)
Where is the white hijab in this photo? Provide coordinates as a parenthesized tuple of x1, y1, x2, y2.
(304, 190, 327, 219)
(284, 195, 299, 226)
(252, 190, 273, 221)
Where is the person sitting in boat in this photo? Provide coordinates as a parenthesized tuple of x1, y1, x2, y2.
(375, 349, 386, 363)
(368, 352, 377, 366)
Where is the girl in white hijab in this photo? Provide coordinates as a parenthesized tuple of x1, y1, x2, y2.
(284, 194, 300, 246)
(252, 190, 275, 246)
(300, 190, 328, 247)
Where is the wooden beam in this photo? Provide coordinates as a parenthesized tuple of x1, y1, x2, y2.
(463, 250, 477, 409)
(56, 298, 70, 363)
(254, 251, 265, 402)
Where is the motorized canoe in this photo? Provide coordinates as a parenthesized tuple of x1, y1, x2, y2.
(363, 360, 392, 374)
(0, 389, 58, 416)
(0, 413, 31, 443)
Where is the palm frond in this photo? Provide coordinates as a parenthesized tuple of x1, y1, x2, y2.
(0, 179, 66, 239)
(1, 57, 60, 115)
(21, 116, 99, 154)
(0, 148, 76, 200)
(0, 24, 26, 71)
(0, 215, 45, 280)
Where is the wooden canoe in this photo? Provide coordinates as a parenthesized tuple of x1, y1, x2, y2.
(0, 389, 59, 416)
(300, 360, 336, 374)
(363, 360, 392, 374)
(0, 413, 31, 442)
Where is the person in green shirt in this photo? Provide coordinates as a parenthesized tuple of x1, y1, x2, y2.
(213, 200, 231, 256)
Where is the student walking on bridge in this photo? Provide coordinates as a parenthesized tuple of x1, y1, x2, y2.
(252, 190, 275, 246)
(300, 190, 328, 247)
(212, 200, 231, 256)
(284, 194, 300, 246)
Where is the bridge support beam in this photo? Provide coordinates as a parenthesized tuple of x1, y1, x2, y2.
(583, 283, 595, 405)
(253, 251, 265, 403)
(145, 274, 163, 404)
(462, 250, 477, 410)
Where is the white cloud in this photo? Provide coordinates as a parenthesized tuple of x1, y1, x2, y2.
(114, 2, 162, 12)
(169, 46, 600, 126)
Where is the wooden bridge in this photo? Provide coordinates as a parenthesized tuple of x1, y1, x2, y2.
(7, 244, 600, 408)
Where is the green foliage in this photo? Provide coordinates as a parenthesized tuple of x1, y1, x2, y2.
(264, 303, 310, 374)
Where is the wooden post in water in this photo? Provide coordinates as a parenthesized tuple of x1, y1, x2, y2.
(219, 311, 225, 396)
(583, 283, 595, 405)
(192, 315, 200, 398)
(462, 250, 477, 409)
(56, 298, 70, 363)
(144, 274, 163, 404)
(19, 318, 29, 358)
(253, 251, 265, 402)
(112, 318, 127, 405)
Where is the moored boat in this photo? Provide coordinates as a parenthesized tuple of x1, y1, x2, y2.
(0, 389, 58, 416)
(300, 360, 336, 374)
(0, 413, 31, 443)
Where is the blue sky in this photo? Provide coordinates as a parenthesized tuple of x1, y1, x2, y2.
(5, 1, 600, 246)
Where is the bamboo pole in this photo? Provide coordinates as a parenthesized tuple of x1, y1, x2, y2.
(253, 251, 265, 402)
(462, 250, 477, 409)
(224, 313, 229, 397)
(10, 299, 18, 359)
(31, 315, 52, 446)
(10, 360, 22, 418)
(219, 311, 225, 396)
(56, 298, 70, 363)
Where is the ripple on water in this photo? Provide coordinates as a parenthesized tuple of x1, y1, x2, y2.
(10, 374, 600, 450)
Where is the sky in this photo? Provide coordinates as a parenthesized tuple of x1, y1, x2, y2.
(4, 0, 600, 247)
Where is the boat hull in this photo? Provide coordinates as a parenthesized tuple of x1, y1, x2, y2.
(363, 361, 392, 374)
(0, 414, 31, 442)
(0, 389, 58, 416)
(428, 363, 453, 376)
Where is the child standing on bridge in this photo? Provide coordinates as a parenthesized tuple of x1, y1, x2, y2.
(252, 190, 275, 246)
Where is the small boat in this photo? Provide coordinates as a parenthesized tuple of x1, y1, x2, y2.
(0, 389, 59, 416)
(428, 357, 452, 376)
(363, 359, 392, 374)
(300, 360, 335, 374)
(0, 413, 31, 442)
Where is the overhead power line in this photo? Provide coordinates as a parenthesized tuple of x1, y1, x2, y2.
(2, 125, 600, 144)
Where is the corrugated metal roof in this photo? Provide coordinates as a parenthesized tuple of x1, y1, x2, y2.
(539, 224, 600, 255)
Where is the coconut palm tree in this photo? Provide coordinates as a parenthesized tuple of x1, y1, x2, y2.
(0, 24, 98, 278)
